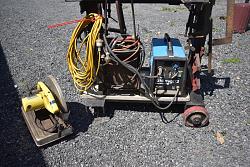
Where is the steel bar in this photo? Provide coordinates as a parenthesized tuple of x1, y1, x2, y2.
(208, 19, 213, 73)
(66, 0, 209, 3)
(81, 94, 190, 103)
(116, 0, 127, 34)
(213, 0, 235, 45)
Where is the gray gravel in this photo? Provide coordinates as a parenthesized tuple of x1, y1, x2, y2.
(0, 0, 249, 166)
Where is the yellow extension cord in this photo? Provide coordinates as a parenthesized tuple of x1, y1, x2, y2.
(67, 13, 103, 92)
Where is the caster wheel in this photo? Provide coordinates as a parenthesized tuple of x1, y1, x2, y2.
(183, 106, 209, 127)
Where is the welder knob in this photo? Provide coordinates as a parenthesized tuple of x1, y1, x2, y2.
(157, 66, 163, 76)
(183, 106, 209, 127)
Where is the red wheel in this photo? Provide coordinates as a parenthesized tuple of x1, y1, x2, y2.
(183, 106, 209, 127)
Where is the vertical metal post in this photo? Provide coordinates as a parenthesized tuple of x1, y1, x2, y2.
(208, 19, 213, 74)
(131, 0, 137, 39)
(213, 0, 235, 45)
(226, 0, 235, 42)
(104, 0, 108, 35)
(116, 0, 127, 34)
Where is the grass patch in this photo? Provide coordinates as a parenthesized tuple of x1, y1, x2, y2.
(213, 27, 221, 32)
(222, 58, 241, 64)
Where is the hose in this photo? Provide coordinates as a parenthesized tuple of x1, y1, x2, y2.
(67, 13, 103, 92)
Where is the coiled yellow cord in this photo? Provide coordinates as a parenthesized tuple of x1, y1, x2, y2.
(67, 13, 103, 92)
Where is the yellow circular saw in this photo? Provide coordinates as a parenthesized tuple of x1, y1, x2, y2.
(22, 81, 60, 114)
(21, 75, 72, 147)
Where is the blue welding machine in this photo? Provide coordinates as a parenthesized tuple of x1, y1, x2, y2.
(149, 36, 188, 96)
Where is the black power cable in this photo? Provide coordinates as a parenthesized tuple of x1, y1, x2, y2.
(35, 114, 59, 133)
(101, 1, 179, 121)
(103, 34, 179, 111)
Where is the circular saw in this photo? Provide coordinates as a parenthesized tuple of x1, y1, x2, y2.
(21, 75, 72, 147)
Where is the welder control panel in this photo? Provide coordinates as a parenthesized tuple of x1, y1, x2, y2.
(150, 37, 187, 96)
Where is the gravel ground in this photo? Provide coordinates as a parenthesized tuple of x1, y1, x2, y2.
(0, 0, 249, 166)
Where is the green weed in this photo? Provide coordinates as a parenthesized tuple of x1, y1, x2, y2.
(222, 58, 241, 64)
(213, 27, 221, 32)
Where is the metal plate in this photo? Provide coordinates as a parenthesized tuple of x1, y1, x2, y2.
(46, 75, 70, 121)
(46, 75, 68, 113)
(21, 107, 73, 147)
(81, 93, 190, 107)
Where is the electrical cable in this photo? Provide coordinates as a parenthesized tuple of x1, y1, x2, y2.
(103, 34, 179, 111)
(35, 113, 59, 133)
(67, 13, 103, 92)
(66, 6, 177, 111)
(107, 35, 142, 67)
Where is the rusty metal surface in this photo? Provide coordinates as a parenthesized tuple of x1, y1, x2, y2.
(233, 3, 250, 33)
(103, 64, 141, 92)
(102, 37, 141, 92)
(192, 53, 201, 92)
(183, 106, 209, 127)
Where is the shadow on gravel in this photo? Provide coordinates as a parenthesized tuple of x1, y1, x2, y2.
(0, 43, 46, 166)
(200, 68, 230, 96)
(67, 102, 94, 134)
(106, 102, 184, 124)
(66, 102, 184, 134)
(63, 69, 229, 131)
(40, 102, 95, 146)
